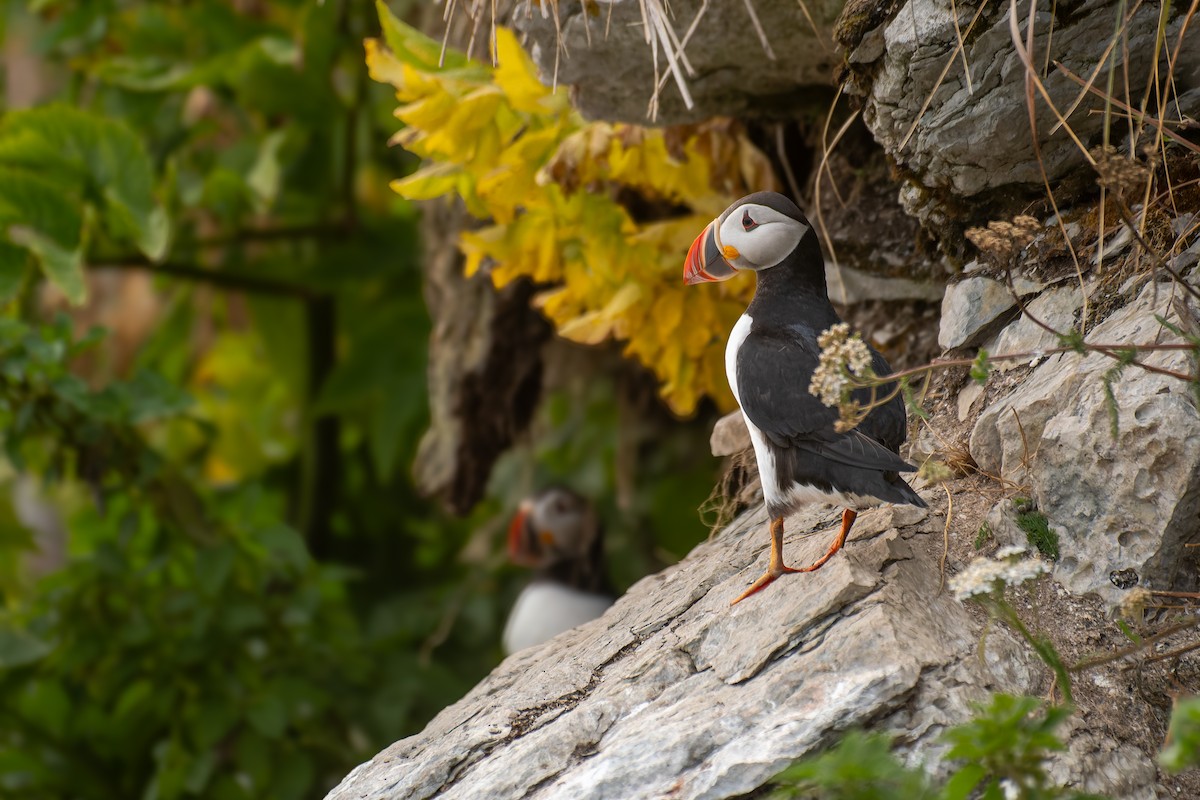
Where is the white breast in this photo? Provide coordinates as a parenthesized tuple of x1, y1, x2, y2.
(724, 313, 754, 405)
(502, 582, 613, 654)
(725, 313, 781, 505)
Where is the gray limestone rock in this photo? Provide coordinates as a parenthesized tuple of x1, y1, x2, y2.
(970, 281, 1200, 606)
(938, 276, 1019, 349)
(325, 501, 1039, 800)
(986, 283, 1084, 371)
(827, 263, 945, 305)
(516, 0, 842, 124)
(411, 200, 553, 514)
(848, 0, 1200, 204)
(1046, 727, 1159, 800)
(710, 411, 750, 457)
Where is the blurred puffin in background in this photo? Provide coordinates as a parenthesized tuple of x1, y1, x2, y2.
(502, 486, 614, 654)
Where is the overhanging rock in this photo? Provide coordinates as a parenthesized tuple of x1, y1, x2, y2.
(516, 0, 843, 124)
(845, 0, 1200, 214)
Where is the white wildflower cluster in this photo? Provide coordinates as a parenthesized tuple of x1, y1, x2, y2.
(949, 546, 1050, 600)
(809, 323, 873, 408)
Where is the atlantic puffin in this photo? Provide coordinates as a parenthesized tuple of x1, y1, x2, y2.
(683, 192, 926, 604)
(502, 487, 614, 653)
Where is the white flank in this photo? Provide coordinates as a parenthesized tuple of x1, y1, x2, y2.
(502, 582, 612, 654)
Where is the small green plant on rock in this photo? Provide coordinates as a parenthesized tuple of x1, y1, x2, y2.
(1016, 509, 1059, 560)
(975, 521, 994, 550)
(768, 695, 1105, 800)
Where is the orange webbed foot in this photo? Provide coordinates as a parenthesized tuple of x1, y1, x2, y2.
(730, 563, 803, 605)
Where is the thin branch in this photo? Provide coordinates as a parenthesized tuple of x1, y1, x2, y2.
(1071, 617, 1200, 672)
(191, 221, 354, 249)
(874, 341, 1198, 386)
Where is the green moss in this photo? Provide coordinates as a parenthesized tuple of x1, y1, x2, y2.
(975, 521, 992, 550)
(1017, 510, 1059, 560)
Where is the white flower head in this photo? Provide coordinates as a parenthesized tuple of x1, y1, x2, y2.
(950, 548, 1050, 600)
(809, 323, 875, 408)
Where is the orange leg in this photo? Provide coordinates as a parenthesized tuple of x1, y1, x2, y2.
(731, 517, 800, 604)
(796, 509, 857, 573)
(731, 509, 858, 605)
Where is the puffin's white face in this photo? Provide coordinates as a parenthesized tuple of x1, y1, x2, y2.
(529, 488, 591, 556)
(715, 203, 809, 271)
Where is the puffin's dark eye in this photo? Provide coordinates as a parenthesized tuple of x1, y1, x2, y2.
(742, 210, 759, 231)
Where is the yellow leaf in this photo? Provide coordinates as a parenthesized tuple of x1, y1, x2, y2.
(367, 9, 782, 415)
(364, 39, 408, 90)
(423, 88, 505, 161)
(492, 27, 559, 114)
(651, 288, 684, 338)
(395, 93, 459, 134)
(390, 163, 463, 200)
(557, 310, 613, 345)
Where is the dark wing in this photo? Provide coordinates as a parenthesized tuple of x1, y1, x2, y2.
(735, 325, 914, 474)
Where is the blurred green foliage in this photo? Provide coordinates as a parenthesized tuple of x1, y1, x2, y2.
(0, 1, 712, 798)
(1161, 696, 1200, 774)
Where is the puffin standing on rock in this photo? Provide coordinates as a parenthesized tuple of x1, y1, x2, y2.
(683, 192, 926, 604)
(502, 487, 614, 653)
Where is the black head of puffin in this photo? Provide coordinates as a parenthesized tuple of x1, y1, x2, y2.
(683, 192, 813, 285)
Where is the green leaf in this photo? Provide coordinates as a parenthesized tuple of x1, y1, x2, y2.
(1161, 696, 1200, 773)
(114, 678, 156, 720)
(254, 524, 310, 572)
(183, 749, 217, 795)
(939, 763, 986, 800)
(188, 696, 240, 750)
(369, 369, 424, 481)
(0, 624, 51, 668)
(15, 680, 71, 737)
(92, 57, 199, 92)
(246, 688, 289, 739)
(272, 750, 315, 800)
(0, 105, 168, 259)
(246, 130, 288, 211)
(194, 544, 236, 598)
(0, 240, 29, 302)
(970, 349, 991, 385)
(235, 729, 273, 791)
(375, 0, 478, 74)
(0, 164, 85, 250)
(770, 731, 934, 799)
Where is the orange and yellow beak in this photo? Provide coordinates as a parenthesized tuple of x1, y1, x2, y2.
(683, 221, 739, 285)
(507, 501, 538, 567)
